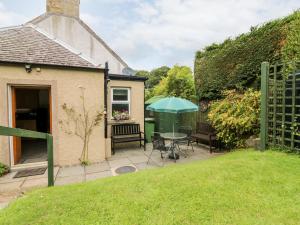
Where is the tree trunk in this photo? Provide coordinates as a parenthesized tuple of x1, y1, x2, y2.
(80, 138, 89, 164)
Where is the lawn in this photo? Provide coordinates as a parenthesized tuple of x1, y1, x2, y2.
(1, 150, 300, 225)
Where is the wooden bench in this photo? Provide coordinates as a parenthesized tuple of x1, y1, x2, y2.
(111, 124, 145, 154)
(191, 122, 219, 153)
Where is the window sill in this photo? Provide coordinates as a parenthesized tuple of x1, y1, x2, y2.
(108, 119, 136, 125)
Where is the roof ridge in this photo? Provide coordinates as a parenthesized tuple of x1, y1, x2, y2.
(26, 24, 102, 68)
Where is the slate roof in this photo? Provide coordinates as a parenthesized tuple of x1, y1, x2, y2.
(0, 26, 100, 69)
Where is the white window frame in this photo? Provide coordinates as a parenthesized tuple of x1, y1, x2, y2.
(111, 88, 131, 117)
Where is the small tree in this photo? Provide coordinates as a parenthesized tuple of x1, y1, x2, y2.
(136, 66, 170, 100)
(59, 87, 104, 165)
(153, 65, 197, 101)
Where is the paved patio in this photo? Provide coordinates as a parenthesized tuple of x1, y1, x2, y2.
(0, 143, 222, 209)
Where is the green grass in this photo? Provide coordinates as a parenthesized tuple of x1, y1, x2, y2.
(1, 150, 300, 225)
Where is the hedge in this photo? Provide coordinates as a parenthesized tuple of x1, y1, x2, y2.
(194, 10, 300, 100)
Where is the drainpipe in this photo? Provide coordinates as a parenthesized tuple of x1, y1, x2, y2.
(104, 62, 109, 139)
(144, 81, 146, 143)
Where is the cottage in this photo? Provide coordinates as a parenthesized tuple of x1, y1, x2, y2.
(0, 0, 146, 168)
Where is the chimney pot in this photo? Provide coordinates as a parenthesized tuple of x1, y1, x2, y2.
(47, 0, 80, 18)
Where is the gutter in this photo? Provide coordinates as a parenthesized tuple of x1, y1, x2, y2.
(109, 74, 148, 82)
(144, 81, 146, 143)
(0, 61, 104, 72)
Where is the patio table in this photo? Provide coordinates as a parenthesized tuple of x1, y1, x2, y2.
(160, 132, 187, 162)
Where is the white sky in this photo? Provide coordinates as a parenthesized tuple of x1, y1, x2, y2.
(0, 0, 299, 70)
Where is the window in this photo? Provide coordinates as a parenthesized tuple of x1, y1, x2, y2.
(111, 88, 130, 117)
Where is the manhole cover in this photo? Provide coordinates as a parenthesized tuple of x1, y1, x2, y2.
(115, 166, 136, 175)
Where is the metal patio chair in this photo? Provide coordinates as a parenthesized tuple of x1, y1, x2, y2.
(175, 126, 195, 155)
(147, 134, 169, 165)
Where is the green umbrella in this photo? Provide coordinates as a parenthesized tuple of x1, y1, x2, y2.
(146, 97, 198, 113)
(146, 97, 199, 134)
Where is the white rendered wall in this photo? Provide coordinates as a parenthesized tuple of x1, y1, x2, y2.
(32, 14, 127, 74)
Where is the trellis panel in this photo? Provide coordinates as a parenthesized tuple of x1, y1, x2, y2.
(261, 61, 300, 152)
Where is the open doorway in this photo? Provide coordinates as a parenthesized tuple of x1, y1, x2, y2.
(11, 86, 51, 165)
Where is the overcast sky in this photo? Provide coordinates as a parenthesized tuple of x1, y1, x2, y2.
(0, 0, 299, 70)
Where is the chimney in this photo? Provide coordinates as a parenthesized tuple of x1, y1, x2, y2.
(47, 0, 80, 18)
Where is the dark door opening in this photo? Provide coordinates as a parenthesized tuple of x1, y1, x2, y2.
(12, 87, 51, 165)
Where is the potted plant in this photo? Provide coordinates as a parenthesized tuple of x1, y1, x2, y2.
(113, 110, 130, 121)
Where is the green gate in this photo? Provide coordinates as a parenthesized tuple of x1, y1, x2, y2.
(260, 61, 300, 152)
(0, 126, 54, 186)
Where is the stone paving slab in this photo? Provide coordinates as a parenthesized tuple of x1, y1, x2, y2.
(0, 191, 22, 210)
(0, 177, 26, 185)
(22, 178, 48, 191)
(86, 171, 113, 182)
(85, 162, 110, 174)
(0, 181, 23, 192)
(55, 175, 85, 186)
(128, 155, 149, 164)
(134, 162, 159, 170)
(0, 171, 23, 184)
(0, 202, 9, 210)
(0, 191, 21, 204)
(119, 150, 146, 157)
(108, 158, 132, 168)
(57, 165, 85, 178)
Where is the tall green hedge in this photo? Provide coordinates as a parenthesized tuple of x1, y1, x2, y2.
(195, 10, 300, 100)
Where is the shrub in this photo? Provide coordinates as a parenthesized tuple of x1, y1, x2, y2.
(208, 89, 261, 148)
(0, 162, 9, 177)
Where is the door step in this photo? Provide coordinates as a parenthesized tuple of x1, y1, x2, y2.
(11, 161, 48, 172)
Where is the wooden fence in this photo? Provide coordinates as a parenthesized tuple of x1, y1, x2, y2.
(260, 61, 300, 152)
(197, 110, 209, 123)
(0, 126, 54, 186)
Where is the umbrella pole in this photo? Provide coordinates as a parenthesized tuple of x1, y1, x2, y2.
(173, 123, 175, 137)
